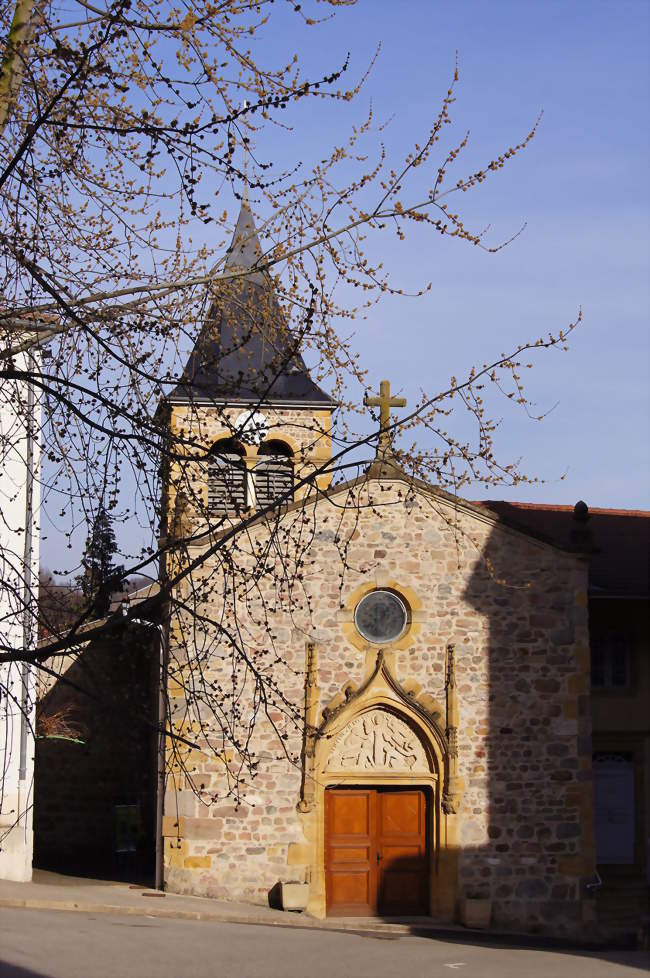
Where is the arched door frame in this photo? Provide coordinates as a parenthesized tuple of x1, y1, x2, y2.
(297, 652, 461, 919)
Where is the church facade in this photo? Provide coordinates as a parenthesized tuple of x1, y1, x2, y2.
(157, 203, 598, 938)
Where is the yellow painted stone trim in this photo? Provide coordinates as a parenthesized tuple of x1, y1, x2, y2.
(259, 430, 301, 456)
(209, 431, 256, 461)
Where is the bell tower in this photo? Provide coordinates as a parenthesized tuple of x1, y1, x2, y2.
(164, 202, 334, 530)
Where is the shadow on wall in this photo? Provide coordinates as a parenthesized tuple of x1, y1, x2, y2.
(456, 519, 595, 939)
(33, 627, 158, 885)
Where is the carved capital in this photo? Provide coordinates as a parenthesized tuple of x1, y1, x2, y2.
(441, 791, 459, 815)
(442, 774, 465, 815)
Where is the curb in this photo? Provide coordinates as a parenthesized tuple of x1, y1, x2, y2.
(0, 897, 299, 929)
(0, 895, 607, 950)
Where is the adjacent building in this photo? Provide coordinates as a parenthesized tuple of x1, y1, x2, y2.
(0, 349, 41, 881)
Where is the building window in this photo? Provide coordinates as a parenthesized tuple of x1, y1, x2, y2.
(254, 440, 294, 509)
(591, 631, 631, 689)
(593, 751, 635, 864)
(207, 438, 247, 513)
(354, 589, 409, 645)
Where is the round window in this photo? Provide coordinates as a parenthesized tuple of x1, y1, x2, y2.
(354, 589, 409, 644)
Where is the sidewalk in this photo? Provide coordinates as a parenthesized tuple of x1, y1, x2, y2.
(0, 870, 293, 925)
(0, 870, 598, 949)
(0, 870, 445, 935)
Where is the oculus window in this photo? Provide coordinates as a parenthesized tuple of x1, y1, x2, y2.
(354, 589, 409, 644)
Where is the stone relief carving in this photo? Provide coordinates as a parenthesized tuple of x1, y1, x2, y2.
(325, 711, 429, 772)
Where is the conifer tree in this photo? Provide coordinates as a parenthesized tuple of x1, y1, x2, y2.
(78, 505, 120, 615)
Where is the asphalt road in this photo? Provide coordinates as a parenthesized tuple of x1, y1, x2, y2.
(0, 909, 648, 978)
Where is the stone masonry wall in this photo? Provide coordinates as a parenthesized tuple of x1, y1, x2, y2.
(163, 477, 594, 937)
(34, 632, 157, 881)
(164, 403, 333, 537)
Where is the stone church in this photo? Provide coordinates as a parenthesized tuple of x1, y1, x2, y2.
(156, 201, 599, 938)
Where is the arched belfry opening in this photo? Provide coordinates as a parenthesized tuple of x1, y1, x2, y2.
(255, 439, 294, 508)
(207, 437, 247, 513)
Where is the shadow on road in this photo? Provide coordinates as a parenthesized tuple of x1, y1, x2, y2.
(401, 924, 649, 973)
(0, 962, 55, 978)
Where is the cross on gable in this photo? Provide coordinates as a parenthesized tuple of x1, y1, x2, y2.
(364, 379, 407, 453)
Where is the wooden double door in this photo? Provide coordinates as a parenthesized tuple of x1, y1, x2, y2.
(325, 787, 429, 917)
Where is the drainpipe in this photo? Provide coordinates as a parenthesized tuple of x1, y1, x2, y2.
(154, 607, 169, 892)
(19, 353, 35, 782)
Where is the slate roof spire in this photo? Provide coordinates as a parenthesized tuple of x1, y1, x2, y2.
(171, 201, 332, 407)
(223, 197, 265, 286)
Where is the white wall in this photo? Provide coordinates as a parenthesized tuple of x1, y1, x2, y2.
(0, 350, 41, 881)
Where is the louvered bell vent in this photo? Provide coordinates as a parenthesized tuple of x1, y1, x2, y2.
(254, 440, 294, 509)
(208, 439, 247, 514)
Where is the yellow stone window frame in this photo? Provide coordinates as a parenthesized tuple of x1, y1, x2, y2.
(341, 579, 424, 653)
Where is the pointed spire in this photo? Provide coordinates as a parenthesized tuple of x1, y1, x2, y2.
(224, 199, 265, 285)
(170, 201, 333, 407)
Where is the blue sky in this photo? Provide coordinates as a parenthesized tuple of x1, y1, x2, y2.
(251, 0, 650, 509)
(39, 1, 649, 575)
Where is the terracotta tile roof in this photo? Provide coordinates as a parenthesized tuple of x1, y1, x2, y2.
(475, 501, 650, 598)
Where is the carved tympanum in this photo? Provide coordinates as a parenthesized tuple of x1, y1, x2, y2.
(325, 710, 428, 772)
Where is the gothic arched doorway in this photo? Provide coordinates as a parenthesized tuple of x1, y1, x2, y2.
(296, 653, 460, 919)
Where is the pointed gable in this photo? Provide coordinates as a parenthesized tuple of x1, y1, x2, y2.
(171, 202, 333, 406)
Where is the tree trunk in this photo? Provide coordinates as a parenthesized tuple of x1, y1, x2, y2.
(0, 0, 36, 136)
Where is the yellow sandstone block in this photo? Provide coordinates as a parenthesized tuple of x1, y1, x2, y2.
(568, 673, 588, 696)
(167, 678, 186, 698)
(287, 843, 312, 866)
(184, 855, 211, 869)
(564, 788, 581, 809)
(573, 644, 590, 671)
(562, 700, 577, 719)
(162, 815, 185, 838)
(165, 839, 187, 870)
(558, 855, 590, 877)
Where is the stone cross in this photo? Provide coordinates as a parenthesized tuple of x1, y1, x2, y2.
(364, 379, 407, 453)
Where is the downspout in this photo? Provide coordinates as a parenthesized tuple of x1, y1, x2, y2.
(154, 603, 169, 892)
(19, 352, 35, 781)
